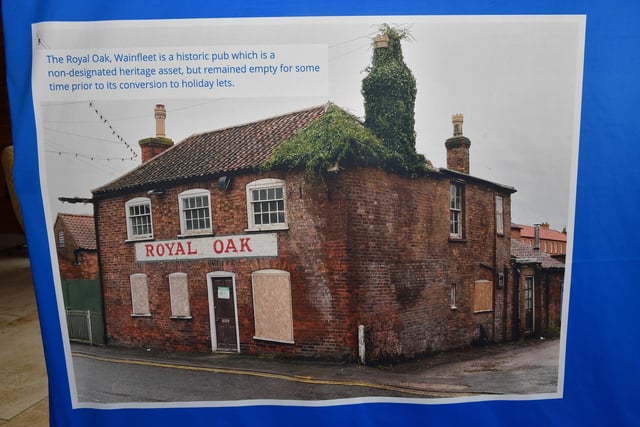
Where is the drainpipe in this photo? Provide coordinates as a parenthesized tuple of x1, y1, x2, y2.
(514, 267, 521, 340)
(358, 325, 366, 364)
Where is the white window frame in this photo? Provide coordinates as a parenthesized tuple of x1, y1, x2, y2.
(450, 183, 463, 238)
(179, 189, 213, 236)
(58, 230, 65, 248)
(246, 178, 288, 231)
(125, 197, 154, 241)
(495, 195, 504, 235)
(450, 284, 457, 309)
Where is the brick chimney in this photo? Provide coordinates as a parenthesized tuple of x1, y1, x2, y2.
(445, 113, 471, 174)
(138, 104, 173, 163)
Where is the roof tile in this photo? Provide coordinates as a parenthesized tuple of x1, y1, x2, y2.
(58, 213, 96, 250)
(93, 104, 328, 195)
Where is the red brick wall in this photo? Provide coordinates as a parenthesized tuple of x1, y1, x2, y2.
(95, 171, 355, 358)
(95, 167, 512, 361)
(330, 168, 511, 360)
(54, 222, 99, 280)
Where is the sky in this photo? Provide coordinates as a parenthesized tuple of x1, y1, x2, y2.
(33, 15, 585, 232)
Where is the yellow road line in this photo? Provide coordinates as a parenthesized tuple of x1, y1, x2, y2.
(72, 352, 469, 398)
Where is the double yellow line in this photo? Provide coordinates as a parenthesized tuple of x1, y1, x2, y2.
(72, 352, 470, 398)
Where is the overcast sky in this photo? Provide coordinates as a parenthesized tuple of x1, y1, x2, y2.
(33, 15, 585, 232)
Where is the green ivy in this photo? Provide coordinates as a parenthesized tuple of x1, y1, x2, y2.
(362, 24, 418, 161)
(261, 25, 428, 178)
(261, 104, 427, 176)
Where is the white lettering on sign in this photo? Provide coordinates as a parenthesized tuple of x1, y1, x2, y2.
(134, 233, 277, 262)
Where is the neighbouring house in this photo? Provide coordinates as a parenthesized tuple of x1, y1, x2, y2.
(510, 238, 565, 339)
(54, 213, 98, 281)
(512, 223, 568, 261)
(91, 29, 522, 362)
(54, 213, 105, 345)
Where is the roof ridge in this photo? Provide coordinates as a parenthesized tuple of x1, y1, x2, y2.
(182, 103, 330, 141)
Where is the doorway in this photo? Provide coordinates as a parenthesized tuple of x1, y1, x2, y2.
(207, 273, 239, 352)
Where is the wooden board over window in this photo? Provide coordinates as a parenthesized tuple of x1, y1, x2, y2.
(130, 273, 150, 316)
(252, 270, 294, 343)
(474, 279, 493, 313)
(169, 272, 191, 318)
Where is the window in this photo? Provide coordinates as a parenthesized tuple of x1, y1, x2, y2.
(450, 284, 457, 308)
(179, 189, 212, 235)
(251, 269, 294, 343)
(450, 183, 463, 238)
(58, 230, 65, 248)
(473, 279, 493, 313)
(169, 272, 191, 318)
(130, 273, 150, 316)
(495, 195, 504, 235)
(126, 197, 153, 240)
(246, 179, 288, 231)
(525, 276, 535, 332)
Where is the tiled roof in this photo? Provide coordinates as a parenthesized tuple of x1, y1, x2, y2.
(511, 239, 564, 269)
(515, 224, 567, 242)
(93, 104, 329, 196)
(57, 213, 96, 250)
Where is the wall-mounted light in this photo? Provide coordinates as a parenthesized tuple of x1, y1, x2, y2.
(217, 176, 232, 191)
(147, 188, 165, 195)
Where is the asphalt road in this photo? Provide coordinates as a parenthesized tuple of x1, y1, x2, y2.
(72, 338, 561, 404)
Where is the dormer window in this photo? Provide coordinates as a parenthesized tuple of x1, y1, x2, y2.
(179, 189, 212, 236)
(125, 197, 153, 240)
(246, 179, 288, 231)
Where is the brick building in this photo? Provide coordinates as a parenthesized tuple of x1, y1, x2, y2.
(510, 239, 565, 338)
(91, 101, 518, 362)
(513, 223, 568, 260)
(53, 213, 98, 280)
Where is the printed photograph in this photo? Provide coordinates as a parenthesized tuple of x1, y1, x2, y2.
(33, 15, 584, 406)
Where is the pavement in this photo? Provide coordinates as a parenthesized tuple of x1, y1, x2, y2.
(71, 326, 560, 401)
(0, 253, 49, 427)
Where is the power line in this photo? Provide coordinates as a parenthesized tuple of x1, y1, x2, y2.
(44, 127, 128, 145)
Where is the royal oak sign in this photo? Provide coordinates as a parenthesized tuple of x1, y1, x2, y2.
(134, 233, 278, 262)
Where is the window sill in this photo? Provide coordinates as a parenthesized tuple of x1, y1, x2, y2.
(473, 310, 493, 314)
(170, 315, 193, 320)
(131, 313, 151, 317)
(253, 336, 294, 345)
(449, 237, 467, 243)
(245, 225, 289, 233)
(177, 232, 214, 238)
(126, 237, 155, 243)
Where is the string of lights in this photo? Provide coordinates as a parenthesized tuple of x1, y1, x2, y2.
(88, 101, 138, 159)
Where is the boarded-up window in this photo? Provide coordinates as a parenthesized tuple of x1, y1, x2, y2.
(169, 272, 191, 318)
(130, 273, 150, 316)
(474, 280, 493, 313)
(252, 269, 294, 343)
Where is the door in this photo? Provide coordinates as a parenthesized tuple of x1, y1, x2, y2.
(211, 276, 238, 352)
(524, 276, 535, 334)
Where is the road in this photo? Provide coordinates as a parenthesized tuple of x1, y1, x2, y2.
(72, 338, 560, 404)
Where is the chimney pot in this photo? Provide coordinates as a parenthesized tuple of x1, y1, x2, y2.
(374, 33, 390, 49)
(154, 104, 166, 137)
(452, 113, 464, 136)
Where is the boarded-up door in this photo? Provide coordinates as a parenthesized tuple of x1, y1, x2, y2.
(210, 276, 238, 352)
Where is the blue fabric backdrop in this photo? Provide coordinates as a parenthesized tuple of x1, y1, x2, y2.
(2, 1, 639, 425)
